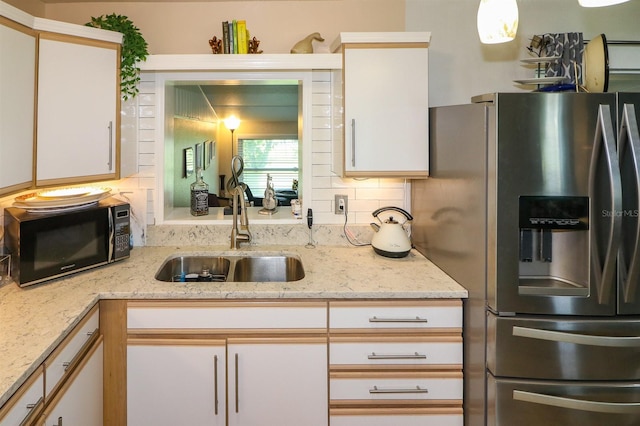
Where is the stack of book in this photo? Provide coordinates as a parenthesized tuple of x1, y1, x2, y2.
(222, 20, 249, 54)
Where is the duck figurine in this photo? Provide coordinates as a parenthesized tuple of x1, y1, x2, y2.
(290, 32, 324, 54)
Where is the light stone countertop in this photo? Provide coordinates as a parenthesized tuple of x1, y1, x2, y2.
(0, 244, 466, 407)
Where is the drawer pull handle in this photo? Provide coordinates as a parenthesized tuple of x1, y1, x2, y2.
(369, 316, 428, 323)
(213, 355, 219, 415)
(63, 327, 100, 372)
(20, 397, 44, 426)
(368, 352, 427, 360)
(369, 385, 429, 394)
(514, 390, 640, 414)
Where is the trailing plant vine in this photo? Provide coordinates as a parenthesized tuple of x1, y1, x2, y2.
(86, 14, 149, 100)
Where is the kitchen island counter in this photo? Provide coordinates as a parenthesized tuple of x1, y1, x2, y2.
(0, 244, 466, 407)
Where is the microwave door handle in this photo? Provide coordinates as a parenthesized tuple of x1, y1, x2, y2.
(618, 104, 640, 303)
(589, 105, 623, 305)
(108, 207, 115, 262)
(513, 390, 640, 414)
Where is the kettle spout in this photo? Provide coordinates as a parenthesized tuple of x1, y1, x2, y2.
(370, 222, 380, 232)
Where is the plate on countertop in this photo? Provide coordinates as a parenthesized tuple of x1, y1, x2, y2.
(14, 187, 111, 208)
(514, 77, 566, 85)
(520, 56, 562, 64)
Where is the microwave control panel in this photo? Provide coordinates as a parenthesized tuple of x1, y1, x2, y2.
(113, 205, 131, 260)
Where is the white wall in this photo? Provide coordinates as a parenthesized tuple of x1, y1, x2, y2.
(406, 0, 640, 106)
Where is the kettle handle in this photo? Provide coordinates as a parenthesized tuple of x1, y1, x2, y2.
(372, 206, 413, 221)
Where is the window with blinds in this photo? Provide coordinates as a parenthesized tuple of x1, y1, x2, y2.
(237, 138, 299, 194)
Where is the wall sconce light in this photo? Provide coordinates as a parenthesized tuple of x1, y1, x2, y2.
(224, 116, 240, 156)
(578, 0, 629, 6)
(477, 0, 519, 44)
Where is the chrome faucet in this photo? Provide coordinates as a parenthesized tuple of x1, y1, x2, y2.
(229, 183, 252, 249)
(228, 155, 252, 249)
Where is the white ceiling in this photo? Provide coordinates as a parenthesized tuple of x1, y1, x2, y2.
(197, 83, 299, 123)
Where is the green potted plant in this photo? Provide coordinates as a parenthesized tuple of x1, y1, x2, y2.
(86, 14, 148, 100)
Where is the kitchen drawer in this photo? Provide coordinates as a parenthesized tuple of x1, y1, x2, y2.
(488, 375, 640, 426)
(329, 300, 461, 331)
(44, 304, 99, 398)
(127, 301, 327, 330)
(0, 366, 44, 426)
(488, 314, 640, 380)
(330, 336, 462, 367)
(330, 407, 463, 426)
(330, 371, 463, 402)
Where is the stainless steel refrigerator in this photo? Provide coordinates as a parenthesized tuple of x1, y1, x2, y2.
(411, 92, 640, 426)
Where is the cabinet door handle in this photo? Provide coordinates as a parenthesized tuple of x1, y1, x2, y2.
(351, 118, 356, 167)
(19, 396, 43, 426)
(62, 327, 99, 372)
(369, 385, 429, 394)
(369, 316, 429, 323)
(368, 352, 427, 360)
(108, 121, 113, 171)
(235, 353, 239, 413)
(213, 355, 219, 415)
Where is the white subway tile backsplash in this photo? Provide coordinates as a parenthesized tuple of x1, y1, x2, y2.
(313, 140, 331, 154)
(312, 117, 331, 129)
(138, 129, 155, 142)
(312, 93, 331, 105)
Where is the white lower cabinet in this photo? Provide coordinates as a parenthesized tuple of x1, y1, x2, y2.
(43, 339, 104, 426)
(331, 408, 463, 426)
(227, 338, 327, 426)
(127, 339, 227, 426)
(329, 301, 463, 426)
(0, 367, 44, 426)
(126, 301, 329, 426)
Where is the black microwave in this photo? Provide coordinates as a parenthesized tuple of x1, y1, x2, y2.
(3, 197, 130, 287)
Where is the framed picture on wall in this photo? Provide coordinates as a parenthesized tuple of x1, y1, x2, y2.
(204, 140, 211, 169)
(195, 142, 203, 170)
(184, 147, 194, 178)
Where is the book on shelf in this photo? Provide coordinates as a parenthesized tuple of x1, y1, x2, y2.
(220, 19, 251, 54)
(222, 21, 230, 54)
(237, 20, 247, 54)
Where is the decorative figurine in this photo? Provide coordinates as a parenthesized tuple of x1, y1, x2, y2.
(208, 36, 222, 54)
(290, 32, 324, 54)
(248, 37, 263, 54)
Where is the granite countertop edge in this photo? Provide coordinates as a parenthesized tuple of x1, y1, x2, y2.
(0, 244, 467, 407)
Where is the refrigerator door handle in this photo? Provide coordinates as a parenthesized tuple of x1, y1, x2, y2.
(618, 103, 640, 303)
(513, 390, 640, 414)
(513, 325, 640, 347)
(589, 104, 623, 305)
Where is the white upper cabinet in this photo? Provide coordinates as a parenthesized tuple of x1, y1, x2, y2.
(0, 15, 35, 196)
(332, 32, 430, 178)
(36, 32, 120, 186)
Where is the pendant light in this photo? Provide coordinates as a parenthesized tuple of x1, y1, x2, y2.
(578, 0, 629, 6)
(477, 0, 519, 44)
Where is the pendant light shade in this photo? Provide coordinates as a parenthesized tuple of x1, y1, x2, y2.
(477, 0, 519, 44)
(578, 0, 629, 6)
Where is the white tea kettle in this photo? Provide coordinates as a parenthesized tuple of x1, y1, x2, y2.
(370, 206, 413, 258)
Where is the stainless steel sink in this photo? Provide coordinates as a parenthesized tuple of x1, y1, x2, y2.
(155, 256, 231, 282)
(155, 254, 304, 283)
(231, 256, 305, 282)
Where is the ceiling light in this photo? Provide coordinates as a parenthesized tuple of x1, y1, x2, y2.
(578, 0, 629, 6)
(477, 0, 519, 44)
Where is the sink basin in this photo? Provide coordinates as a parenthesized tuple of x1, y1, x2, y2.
(155, 254, 304, 283)
(232, 256, 305, 282)
(155, 256, 231, 282)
